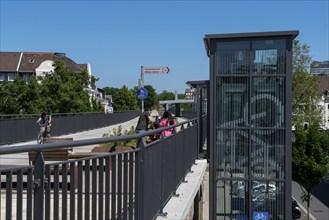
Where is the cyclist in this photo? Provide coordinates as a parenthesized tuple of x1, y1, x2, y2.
(36, 108, 52, 137)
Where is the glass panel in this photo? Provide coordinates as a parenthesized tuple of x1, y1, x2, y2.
(0, 73, 4, 81)
(216, 180, 249, 220)
(252, 181, 285, 220)
(22, 73, 30, 82)
(251, 130, 285, 179)
(7, 73, 15, 81)
(253, 40, 286, 75)
(217, 41, 250, 75)
(201, 87, 208, 114)
(214, 37, 289, 220)
(216, 77, 249, 127)
(252, 77, 285, 128)
(216, 129, 249, 179)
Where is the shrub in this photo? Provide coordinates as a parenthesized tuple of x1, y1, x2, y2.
(101, 125, 137, 148)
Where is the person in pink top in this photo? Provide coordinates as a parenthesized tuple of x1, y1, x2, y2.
(159, 111, 176, 137)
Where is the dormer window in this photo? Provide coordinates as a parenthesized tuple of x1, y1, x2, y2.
(29, 59, 35, 64)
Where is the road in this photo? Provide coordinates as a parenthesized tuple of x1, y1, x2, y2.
(292, 181, 329, 220)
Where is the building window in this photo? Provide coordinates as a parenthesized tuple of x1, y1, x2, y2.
(253, 40, 286, 75)
(22, 73, 30, 82)
(216, 41, 250, 75)
(7, 73, 15, 81)
(0, 73, 5, 81)
(252, 77, 285, 127)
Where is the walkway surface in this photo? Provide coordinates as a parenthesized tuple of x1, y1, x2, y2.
(0, 117, 140, 165)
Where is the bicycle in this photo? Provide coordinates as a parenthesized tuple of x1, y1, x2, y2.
(37, 122, 50, 144)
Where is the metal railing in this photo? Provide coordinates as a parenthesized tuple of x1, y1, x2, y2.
(0, 118, 198, 219)
(0, 110, 140, 145)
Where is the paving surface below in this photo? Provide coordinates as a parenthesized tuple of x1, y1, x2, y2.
(0, 117, 140, 165)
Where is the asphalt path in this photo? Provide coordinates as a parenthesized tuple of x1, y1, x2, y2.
(0, 117, 140, 165)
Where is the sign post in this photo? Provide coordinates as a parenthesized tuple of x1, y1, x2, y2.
(139, 66, 170, 112)
(137, 87, 148, 112)
(140, 66, 144, 112)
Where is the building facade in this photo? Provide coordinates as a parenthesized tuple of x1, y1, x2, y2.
(311, 61, 329, 75)
(204, 31, 298, 220)
(0, 52, 86, 82)
(0, 52, 108, 110)
(318, 76, 329, 129)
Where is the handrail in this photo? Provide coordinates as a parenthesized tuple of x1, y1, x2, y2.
(0, 111, 129, 118)
(0, 110, 141, 145)
(0, 118, 197, 155)
(0, 117, 199, 220)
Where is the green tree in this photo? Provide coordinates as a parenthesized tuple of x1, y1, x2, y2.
(143, 85, 158, 109)
(20, 76, 42, 113)
(292, 40, 322, 127)
(0, 76, 42, 114)
(103, 86, 138, 111)
(158, 90, 175, 101)
(292, 124, 329, 220)
(132, 85, 158, 110)
(293, 40, 312, 74)
(0, 79, 22, 114)
(292, 40, 329, 220)
(40, 60, 96, 113)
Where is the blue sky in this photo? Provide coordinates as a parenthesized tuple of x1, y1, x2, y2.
(1, 0, 328, 94)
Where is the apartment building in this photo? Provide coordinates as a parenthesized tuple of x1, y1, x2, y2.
(318, 75, 329, 129)
(311, 61, 329, 75)
(0, 52, 108, 111)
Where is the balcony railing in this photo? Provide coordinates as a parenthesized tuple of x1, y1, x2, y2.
(0, 118, 198, 219)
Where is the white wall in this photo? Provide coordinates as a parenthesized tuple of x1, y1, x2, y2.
(35, 60, 54, 77)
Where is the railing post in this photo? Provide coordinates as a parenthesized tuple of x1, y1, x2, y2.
(34, 151, 45, 219)
(158, 137, 168, 217)
(136, 138, 146, 220)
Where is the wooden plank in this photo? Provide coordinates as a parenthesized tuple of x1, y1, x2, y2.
(28, 148, 71, 163)
(28, 137, 74, 164)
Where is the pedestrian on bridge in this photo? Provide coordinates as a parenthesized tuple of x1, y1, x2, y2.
(159, 111, 176, 137)
(135, 107, 153, 133)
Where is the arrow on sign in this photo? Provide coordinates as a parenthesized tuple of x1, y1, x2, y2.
(142, 66, 170, 74)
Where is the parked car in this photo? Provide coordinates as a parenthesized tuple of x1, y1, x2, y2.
(292, 198, 301, 219)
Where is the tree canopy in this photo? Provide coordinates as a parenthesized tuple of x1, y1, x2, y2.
(0, 60, 103, 114)
(292, 40, 322, 127)
(103, 86, 138, 111)
(292, 124, 329, 218)
(158, 90, 175, 101)
(291, 40, 329, 220)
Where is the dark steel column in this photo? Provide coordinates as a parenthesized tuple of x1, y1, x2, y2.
(34, 152, 45, 220)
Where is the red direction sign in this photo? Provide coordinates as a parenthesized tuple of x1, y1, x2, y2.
(142, 66, 170, 74)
